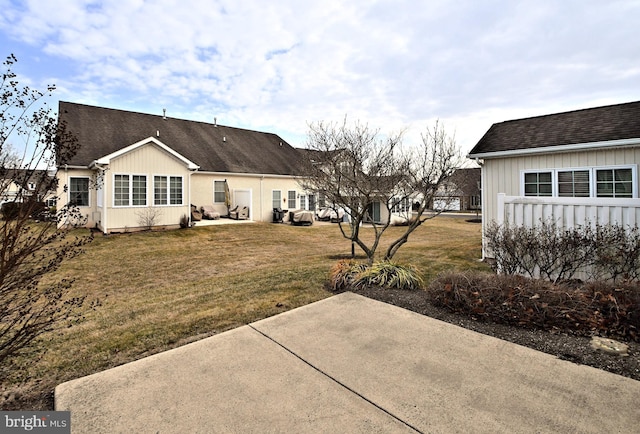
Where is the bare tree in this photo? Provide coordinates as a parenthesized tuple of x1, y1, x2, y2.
(384, 121, 462, 260)
(0, 54, 91, 372)
(299, 119, 461, 264)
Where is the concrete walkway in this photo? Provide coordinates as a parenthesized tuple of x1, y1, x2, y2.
(56, 292, 640, 433)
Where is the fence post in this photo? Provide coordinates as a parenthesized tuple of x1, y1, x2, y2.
(497, 193, 505, 226)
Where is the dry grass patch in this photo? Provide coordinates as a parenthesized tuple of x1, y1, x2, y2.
(2, 217, 485, 409)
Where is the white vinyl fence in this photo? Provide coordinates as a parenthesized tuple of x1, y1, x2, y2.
(496, 193, 640, 229)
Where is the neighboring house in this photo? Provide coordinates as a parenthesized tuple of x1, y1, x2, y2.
(0, 168, 56, 207)
(297, 148, 412, 225)
(57, 102, 309, 233)
(432, 167, 481, 211)
(468, 100, 640, 258)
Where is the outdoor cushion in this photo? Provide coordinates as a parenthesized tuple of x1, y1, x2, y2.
(201, 205, 220, 219)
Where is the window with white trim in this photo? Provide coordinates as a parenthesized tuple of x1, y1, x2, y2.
(318, 193, 326, 209)
(115, 174, 147, 207)
(154, 175, 183, 205)
(272, 190, 281, 209)
(596, 168, 633, 198)
(132, 175, 146, 205)
(214, 180, 226, 203)
(524, 172, 552, 196)
(69, 177, 89, 206)
(114, 174, 129, 206)
(522, 166, 636, 198)
(558, 170, 590, 197)
(288, 190, 296, 209)
(391, 197, 411, 213)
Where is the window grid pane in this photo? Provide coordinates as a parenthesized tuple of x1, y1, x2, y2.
(70, 178, 89, 206)
(154, 176, 167, 205)
(132, 175, 146, 206)
(597, 169, 633, 198)
(558, 170, 590, 197)
(114, 175, 129, 206)
(169, 176, 183, 205)
(272, 191, 281, 209)
(288, 190, 296, 209)
(524, 172, 552, 196)
(214, 181, 226, 203)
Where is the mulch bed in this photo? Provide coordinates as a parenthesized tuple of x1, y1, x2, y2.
(333, 284, 640, 382)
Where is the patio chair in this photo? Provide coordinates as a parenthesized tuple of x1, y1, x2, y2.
(200, 205, 221, 220)
(190, 204, 202, 221)
(230, 206, 249, 220)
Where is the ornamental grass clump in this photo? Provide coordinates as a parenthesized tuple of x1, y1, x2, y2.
(329, 260, 423, 291)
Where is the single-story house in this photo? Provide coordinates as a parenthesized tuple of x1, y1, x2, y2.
(0, 168, 57, 207)
(431, 167, 481, 211)
(57, 102, 312, 233)
(468, 100, 640, 258)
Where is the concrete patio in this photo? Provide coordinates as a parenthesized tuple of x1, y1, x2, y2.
(56, 292, 640, 433)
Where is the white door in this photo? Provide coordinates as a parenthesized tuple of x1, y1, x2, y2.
(234, 189, 252, 219)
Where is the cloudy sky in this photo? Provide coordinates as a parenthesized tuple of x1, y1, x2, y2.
(1, 0, 639, 157)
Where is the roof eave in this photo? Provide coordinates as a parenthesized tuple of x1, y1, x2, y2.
(94, 136, 200, 170)
(467, 137, 640, 160)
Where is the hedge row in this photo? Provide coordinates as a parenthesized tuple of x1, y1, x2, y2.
(428, 271, 640, 342)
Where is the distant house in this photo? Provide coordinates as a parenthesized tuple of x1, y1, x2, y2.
(57, 102, 309, 233)
(297, 148, 412, 225)
(0, 168, 56, 206)
(468, 100, 640, 258)
(432, 167, 481, 211)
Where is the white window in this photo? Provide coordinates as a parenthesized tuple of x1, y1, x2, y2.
(558, 170, 590, 197)
(522, 165, 637, 198)
(300, 195, 307, 210)
(524, 172, 552, 196)
(596, 168, 633, 198)
(114, 174, 129, 206)
(272, 190, 281, 209)
(288, 190, 296, 209)
(154, 175, 183, 206)
(391, 197, 411, 213)
(132, 175, 147, 205)
(69, 177, 90, 206)
(318, 193, 326, 209)
(114, 174, 147, 207)
(214, 180, 226, 203)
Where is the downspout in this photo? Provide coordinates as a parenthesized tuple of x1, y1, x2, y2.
(100, 167, 107, 235)
(475, 158, 486, 260)
(260, 176, 264, 222)
(189, 169, 198, 227)
(60, 164, 68, 229)
(90, 162, 108, 235)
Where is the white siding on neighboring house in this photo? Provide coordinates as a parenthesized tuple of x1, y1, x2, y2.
(57, 168, 95, 227)
(105, 143, 191, 232)
(481, 147, 640, 233)
(190, 172, 303, 222)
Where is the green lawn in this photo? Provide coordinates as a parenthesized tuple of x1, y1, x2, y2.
(2, 217, 488, 409)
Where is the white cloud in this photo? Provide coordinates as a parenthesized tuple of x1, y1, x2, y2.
(1, 0, 639, 154)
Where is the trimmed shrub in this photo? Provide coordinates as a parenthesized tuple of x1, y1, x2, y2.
(486, 220, 640, 283)
(428, 271, 640, 342)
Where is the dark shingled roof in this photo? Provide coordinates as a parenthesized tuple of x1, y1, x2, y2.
(58, 101, 304, 175)
(468, 101, 640, 157)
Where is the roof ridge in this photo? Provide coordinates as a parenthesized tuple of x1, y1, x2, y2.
(59, 101, 278, 136)
(494, 100, 640, 125)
